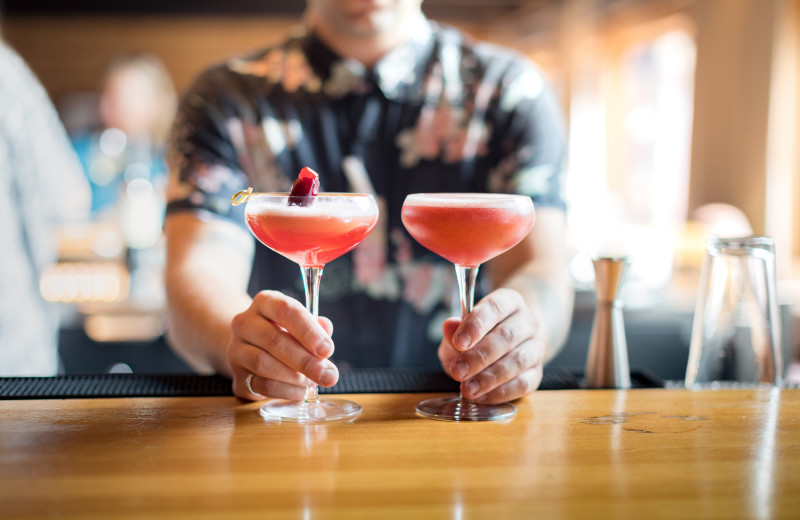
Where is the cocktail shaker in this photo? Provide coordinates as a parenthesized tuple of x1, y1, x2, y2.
(585, 257, 632, 389)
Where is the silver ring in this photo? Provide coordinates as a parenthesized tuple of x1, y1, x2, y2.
(244, 373, 256, 395)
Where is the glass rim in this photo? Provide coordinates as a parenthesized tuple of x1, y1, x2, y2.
(244, 192, 375, 198)
(404, 192, 532, 200)
(706, 235, 776, 257)
(706, 234, 774, 247)
(403, 193, 534, 207)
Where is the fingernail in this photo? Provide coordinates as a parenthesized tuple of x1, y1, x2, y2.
(316, 339, 334, 357)
(455, 332, 471, 350)
(319, 367, 337, 387)
(465, 379, 480, 397)
(454, 361, 469, 380)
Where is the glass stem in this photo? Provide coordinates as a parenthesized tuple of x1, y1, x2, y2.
(455, 265, 479, 317)
(301, 266, 323, 403)
(454, 265, 479, 403)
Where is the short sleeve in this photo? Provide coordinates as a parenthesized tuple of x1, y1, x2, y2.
(487, 61, 567, 211)
(166, 65, 253, 222)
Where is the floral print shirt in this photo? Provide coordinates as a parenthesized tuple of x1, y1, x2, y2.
(167, 18, 566, 369)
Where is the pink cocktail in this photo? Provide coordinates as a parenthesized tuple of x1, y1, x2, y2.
(246, 197, 378, 268)
(238, 192, 379, 423)
(401, 194, 535, 267)
(401, 193, 535, 421)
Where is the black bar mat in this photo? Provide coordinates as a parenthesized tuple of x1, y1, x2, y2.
(0, 374, 232, 399)
(0, 367, 659, 399)
(567, 366, 665, 390)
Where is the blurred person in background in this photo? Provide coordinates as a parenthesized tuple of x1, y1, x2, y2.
(164, 0, 574, 403)
(0, 38, 91, 376)
(70, 54, 177, 305)
(72, 54, 176, 220)
(690, 203, 753, 238)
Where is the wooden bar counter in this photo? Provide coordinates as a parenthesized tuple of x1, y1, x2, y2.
(2, 388, 799, 519)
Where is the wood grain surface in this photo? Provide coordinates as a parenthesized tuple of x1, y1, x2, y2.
(1, 389, 799, 519)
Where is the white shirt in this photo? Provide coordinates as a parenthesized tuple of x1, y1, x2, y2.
(0, 41, 89, 375)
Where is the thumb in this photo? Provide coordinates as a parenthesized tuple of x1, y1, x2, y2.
(318, 316, 334, 337)
(441, 317, 462, 346)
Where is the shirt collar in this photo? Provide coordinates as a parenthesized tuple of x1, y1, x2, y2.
(302, 16, 434, 102)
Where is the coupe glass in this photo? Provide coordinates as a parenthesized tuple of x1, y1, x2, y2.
(233, 190, 379, 422)
(401, 193, 535, 421)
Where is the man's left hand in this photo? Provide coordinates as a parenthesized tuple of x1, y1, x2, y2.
(438, 288, 545, 404)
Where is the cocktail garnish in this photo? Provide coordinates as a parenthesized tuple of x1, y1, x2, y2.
(288, 167, 320, 206)
(231, 187, 253, 206)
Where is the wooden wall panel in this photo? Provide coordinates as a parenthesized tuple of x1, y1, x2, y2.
(1, 15, 489, 103)
(2, 16, 298, 101)
(687, 0, 776, 234)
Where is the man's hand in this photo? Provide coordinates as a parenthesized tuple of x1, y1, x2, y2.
(437, 288, 545, 404)
(228, 290, 339, 401)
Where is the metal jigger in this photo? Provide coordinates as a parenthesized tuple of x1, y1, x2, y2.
(584, 257, 632, 389)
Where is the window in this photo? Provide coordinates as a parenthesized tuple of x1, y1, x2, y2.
(565, 14, 696, 301)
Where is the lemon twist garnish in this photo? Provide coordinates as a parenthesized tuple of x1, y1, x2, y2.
(231, 187, 253, 206)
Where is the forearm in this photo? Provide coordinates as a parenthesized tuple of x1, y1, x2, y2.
(501, 267, 574, 362)
(164, 212, 255, 376)
(488, 207, 574, 362)
(165, 268, 252, 376)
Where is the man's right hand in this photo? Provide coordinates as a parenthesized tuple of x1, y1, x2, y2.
(227, 290, 339, 401)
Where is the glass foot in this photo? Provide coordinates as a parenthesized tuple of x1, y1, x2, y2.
(259, 398, 362, 423)
(416, 396, 516, 422)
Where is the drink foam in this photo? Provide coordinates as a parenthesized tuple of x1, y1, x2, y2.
(403, 193, 532, 209)
(245, 195, 377, 218)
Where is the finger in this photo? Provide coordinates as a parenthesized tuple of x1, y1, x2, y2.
(441, 317, 461, 344)
(438, 318, 462, 376)
(318, 316, 334, 337)
(261, 335, 339, 387)
(232, 366, 261, 401)
(460, 339, 544, 400)
(253, 291, 334, 358)
(438, 343, 457, 378)
(231, 343, 308, 387)
(473, 366, 543, 405)
(449, 311, 535, 382)
(232, 366, 306, 401)
(235, 308, 339, 387)
(438, 342, 459, 378)
(452, 289, 523, 351)
(248, 374, 307, 401)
